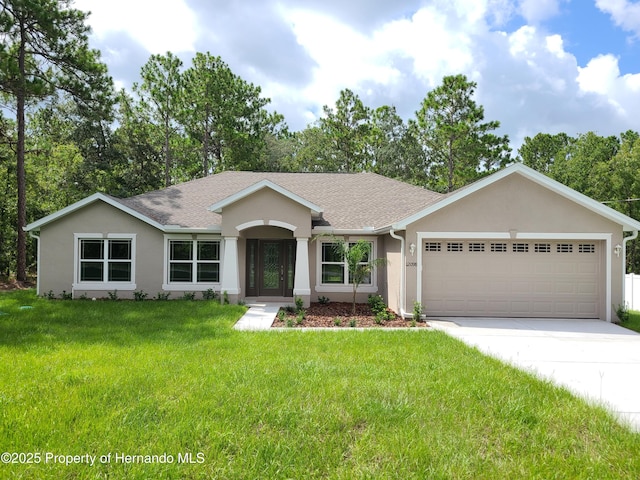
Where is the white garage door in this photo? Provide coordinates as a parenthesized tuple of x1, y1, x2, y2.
(422, 240, 602, 318)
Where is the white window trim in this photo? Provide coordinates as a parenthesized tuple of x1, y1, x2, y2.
(163, 234, 223, 291)
(315, 237, 378, 294)
(73, 233, 137, 291)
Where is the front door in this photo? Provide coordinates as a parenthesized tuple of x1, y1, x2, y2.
(246, 239, 295, 297)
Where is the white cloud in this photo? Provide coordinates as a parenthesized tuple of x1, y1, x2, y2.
(75, 0, 198, 54)
(518, 0, 563, 23)
(596, 0, 640, 36)
(577, 54, 620, 95)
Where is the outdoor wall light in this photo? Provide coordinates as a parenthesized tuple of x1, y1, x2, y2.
(409, 243, 416, 256)
(614, 244, 622, 257)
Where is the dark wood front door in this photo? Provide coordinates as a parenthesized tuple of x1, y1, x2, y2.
(246, 239, 295, 297)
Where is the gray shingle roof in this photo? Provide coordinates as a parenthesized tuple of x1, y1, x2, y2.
(117, 171, 443, 230)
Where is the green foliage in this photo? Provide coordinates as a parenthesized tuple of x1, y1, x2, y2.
(155, 292, 171, 301)
(616, 304, 630, 323)
(349, 318, 357, 327)
(295, 296, 304, 312)
(181, 292, 196, 301)
(368, 294, 387, 314)
(411, 74, 511, 192)
(107, 290, 119, 301)
(133, 290, 148, 302)
(413, 301, 423, 322)
(296, 310, 305, 325)
(202, 289, 217, 301)
(59, 291, 72, 300)
(222, 291, 229, 305)
(333, 317, 341, 326)
(318, 296, 330, 305)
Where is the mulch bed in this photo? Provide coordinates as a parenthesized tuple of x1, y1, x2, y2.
(271, 302, 429, 328)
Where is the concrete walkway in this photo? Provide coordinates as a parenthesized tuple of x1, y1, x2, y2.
(233, 302, 284, 331)
(429, 318, 640, 431)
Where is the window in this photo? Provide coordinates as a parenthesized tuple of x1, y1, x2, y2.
(491, 243, 507, 253)
(468, 242, 485, 252)
(447, 242, 463, 252)
(169, 240, 220, 283)
(320, 240, 374, 286)
(425, 242, 442, 252)
(78, 237, 134, 284)
(535, 243, 551, 253)
(557, 243, 573, 253)
(579, 244, 595, 253)
(513, 243, 529, 253)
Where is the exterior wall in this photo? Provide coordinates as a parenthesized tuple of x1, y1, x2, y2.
(404, 174, 624, 321)
(38, 201, 165, 299)
(221, 188, 312, 238)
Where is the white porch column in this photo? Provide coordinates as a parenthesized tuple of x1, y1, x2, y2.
(221, 237, 240, 295)
(293, 237, 311, 298)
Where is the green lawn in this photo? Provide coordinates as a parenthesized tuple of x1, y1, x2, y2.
(1, 291, 639, 479)
(621, 310, 640, 333)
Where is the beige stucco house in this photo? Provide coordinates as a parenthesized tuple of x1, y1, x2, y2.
(26, 163, 640, 322)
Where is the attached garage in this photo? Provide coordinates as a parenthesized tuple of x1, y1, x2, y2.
(422, 239, 604, 318)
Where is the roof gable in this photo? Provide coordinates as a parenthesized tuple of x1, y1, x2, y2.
(208, 180, 323, 217)
(25, 193, 165, 232)
(393, 163, 640, 232)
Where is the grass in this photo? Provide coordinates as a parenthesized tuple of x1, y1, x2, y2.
(621, 310, 640, 333)
(1, 290, 639, 479)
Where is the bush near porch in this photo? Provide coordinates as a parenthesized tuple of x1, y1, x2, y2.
(1, 290, 639, 479)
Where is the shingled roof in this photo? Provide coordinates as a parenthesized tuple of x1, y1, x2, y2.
(116, 171, 443, 231)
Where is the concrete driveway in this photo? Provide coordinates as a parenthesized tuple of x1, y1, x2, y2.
(429, 318, 640, 431)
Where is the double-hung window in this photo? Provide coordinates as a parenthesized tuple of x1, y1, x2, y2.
(74, 234, 136, 289)
(319, 240, 375, 290)
(168, 239, 221, 285)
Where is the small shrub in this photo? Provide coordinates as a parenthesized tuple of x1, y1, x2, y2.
(155, 292, 171, 301)
(78, 293, 89, 300)
(202, 289, 217, 301)
(223, 291, 229, 305)
(616, 303, 630, 323)
(181, 291, 196, 301)
(43, 290, 56, 300)
(107, 290, 119, 301)
(295, 296, 304, 312)
(133, 290, 148, 302)
(333, 317, 342, 326)
(286, 318, 294, 328)
(296, 310, 305, 325)
(318, 296, 330, 305)
(349, 319, 357, 328)
(59, 290, 73, 300)
(277, 310, 286, 321)
(411, 319, 417, 328)
(413, 301, 423, 322)
(375, 312, 386, 325)
(237, 299, 246, 306)
(368, 294, 386, 314)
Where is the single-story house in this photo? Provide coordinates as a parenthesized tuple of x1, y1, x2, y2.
(26, 163, 640, 322)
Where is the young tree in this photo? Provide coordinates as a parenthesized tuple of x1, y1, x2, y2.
(329, 238, 387, 314)
(0, 0, 113, 281)
(517, 132, 571, 173)
(412, 74, 510, 193)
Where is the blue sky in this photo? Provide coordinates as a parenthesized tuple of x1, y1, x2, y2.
(73, 0, 640, 151)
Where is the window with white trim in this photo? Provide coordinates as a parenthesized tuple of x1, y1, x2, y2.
(77, 236, 134, 285)
(320, 240, 374, 286)
(168, 239, 220, 283)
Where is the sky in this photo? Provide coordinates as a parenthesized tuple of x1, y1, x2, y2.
(72, 0, 640, 152)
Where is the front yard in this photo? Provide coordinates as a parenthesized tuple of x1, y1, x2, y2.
(1, 290, 639, 479)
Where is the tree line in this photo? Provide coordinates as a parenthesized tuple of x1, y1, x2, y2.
(1, 0, 640, 280)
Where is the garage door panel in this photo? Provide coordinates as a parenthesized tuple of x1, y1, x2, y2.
(423, 240, 601, 318)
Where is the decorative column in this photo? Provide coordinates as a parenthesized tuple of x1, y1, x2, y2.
(221, 237, 240, 299)
(293, 237, 311, 306)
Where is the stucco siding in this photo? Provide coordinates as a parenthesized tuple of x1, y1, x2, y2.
(403, 174, 624, 321)
(39, 201, 164, 298)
